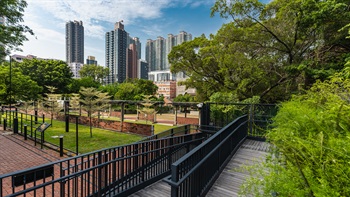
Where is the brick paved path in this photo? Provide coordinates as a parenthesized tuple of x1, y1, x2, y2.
(0, 128, 65, 175)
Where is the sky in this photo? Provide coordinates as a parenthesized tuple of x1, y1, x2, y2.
(17, 0, 269, 66)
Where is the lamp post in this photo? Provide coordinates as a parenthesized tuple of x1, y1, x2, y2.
(9, 55, 12, 111)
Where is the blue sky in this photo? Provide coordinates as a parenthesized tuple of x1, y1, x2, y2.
(18, 0, 269, 66)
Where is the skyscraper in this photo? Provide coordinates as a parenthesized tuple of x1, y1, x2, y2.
(86, 56, 97, 65)
(127, 43, 138, 79)
(66, 20, 84, 64)
(138, 60, 148, 79)
(133, 37, 141, 61)
(105, 21, 128, 83)
(146, 31, 192, 73)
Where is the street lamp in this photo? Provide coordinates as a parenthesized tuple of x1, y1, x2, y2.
(9, 55, 12, 110)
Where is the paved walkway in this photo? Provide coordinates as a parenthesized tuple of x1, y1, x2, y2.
(0, 126, 65, 175)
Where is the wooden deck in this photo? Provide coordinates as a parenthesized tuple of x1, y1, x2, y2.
(129, 139, 269, 197)
(206, 139, 269, 197)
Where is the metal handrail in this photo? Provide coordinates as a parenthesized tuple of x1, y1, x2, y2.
(165, 115, 248, 197)
(0, 133, 205, 197)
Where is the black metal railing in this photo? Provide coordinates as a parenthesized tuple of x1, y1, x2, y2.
(142, 124, 205, 141)
(164, 115, 248, 197)
(0, 133, 205, 197)
(200, 103, 277, 138)
(2, 109, 44, 135)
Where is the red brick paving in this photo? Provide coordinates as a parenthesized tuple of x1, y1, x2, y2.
(0, 126, 67, 196)
(0, 129, 65, 175)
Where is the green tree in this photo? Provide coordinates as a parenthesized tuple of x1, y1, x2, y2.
(241, 70, 350, 196)
(79, 87, 110, 137)
(15, 59, 73, 94)
(138, 95, 157, 124)
(69, 93, 80, 114)
(114, 83, 137, 100)
(98, 83, 119, 99)
(41, 86, 62, 126)
(0, 0, 34, 60)
(170, 0, 350, 102)
(114, 79, 158, 101)
(69, 77, 101, 93)
(173, 93, 195, 102)
(0, 64, 42, 103)
(79, 64, 109, 83)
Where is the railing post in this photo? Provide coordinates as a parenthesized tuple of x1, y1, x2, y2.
(35, 110, 38, 123)
(41, 131, 44, 149)
(3, 118, 6, 130)
(98, 151, 102, 196)
(59, 136, 63, 157)
(21, 113, 23, 132)
(24, 125, 27, 140)
(65, 115, 69, 132)
(30, 115, 33, 137)
(13, 117, 18, 134)
(60, 163, 65, 197)
(171, 165, 179, 197)
(76, 116, 79, 154)
(42, 114, 45, 124)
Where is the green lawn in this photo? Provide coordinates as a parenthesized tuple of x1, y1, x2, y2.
(23, 120, 177, 154)
(7, 113, 179, 154)
(44, 120, 143, 154)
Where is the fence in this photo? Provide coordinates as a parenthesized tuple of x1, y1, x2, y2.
(164, 115, 248, 196)
(0, 133, 205, 197)
(200, 103, 277, 138)
(2, 110, 44, 136)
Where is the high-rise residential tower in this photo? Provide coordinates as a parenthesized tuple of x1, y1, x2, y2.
(138, 60, 148, 80)
(105, 21, 128, 83)
(66, 20, 84, 64)
(133, 37, 141, 61)
(86, 56, 97, 65)
(146, 31, 192, 73)
(127, 43, 138, 79)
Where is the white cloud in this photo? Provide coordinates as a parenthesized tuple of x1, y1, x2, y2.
(20, 0, 218, 62)
(26, 0, 178, 38)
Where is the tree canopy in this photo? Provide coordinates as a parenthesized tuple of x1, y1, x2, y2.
(0, 64, 42, 103)
(169, 0, 350, 102)
(79, 64, 109, 83)
(15, 58, 73, 94)
(241, 67, 350, 196)
(113, 79, 158, 101)
(0, 0, 34, 60)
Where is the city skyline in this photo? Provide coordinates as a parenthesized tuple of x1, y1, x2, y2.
(15, 0, 229, 66)
(14, 0, 270, 66)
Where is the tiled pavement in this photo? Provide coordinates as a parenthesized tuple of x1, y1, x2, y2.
(0, 126, 66, 175)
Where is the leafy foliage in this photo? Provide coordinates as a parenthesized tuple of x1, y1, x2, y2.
(79, 87, 111, 137)
(241, 70, 350, 196)
(173, 93, 196, 102)
(79, 64, 109, 83)
(0, 64, 42, 103)
(114, 79, 158, 101)
(15, 59, 73, 94)
(138, 95, 157, 124)
(170, 0, 350, 102)
(40, 86, 63, 125)
(0, 0, 34, 60)
(69, 77, 101, 93)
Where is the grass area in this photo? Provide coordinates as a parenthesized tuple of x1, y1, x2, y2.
(44, 120, 143, 154)
(154, 124, 177, 134)
(6, 112, 179, 154)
